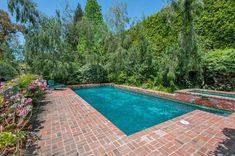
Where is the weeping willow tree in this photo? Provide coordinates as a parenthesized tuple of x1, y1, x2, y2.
(105, 1, 130, 81)
(24, 12, 71, 81)
(159, 0, 204, 88)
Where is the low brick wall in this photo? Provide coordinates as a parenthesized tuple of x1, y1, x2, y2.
(175, 89, 235, 112)
(69, 84, 235, 112)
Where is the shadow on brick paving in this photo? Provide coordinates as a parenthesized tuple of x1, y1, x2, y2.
(24, 100, 50, 155)
(214, 128, 235, 156)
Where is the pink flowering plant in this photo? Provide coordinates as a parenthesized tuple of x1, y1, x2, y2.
(28, 79, 47, 91)
(26, 79, 48, 100)
(0, 76, 47, 155)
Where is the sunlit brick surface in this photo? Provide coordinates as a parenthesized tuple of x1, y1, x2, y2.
(37, 88, 235, 156)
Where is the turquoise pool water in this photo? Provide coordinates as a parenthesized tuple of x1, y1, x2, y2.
(191, 90, 235, 99)
(74, 86, 231, 135)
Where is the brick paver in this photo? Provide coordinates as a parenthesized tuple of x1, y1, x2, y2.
(36, 88, 235, 156)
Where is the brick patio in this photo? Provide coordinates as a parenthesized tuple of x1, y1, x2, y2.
(36, 88, 235, 156)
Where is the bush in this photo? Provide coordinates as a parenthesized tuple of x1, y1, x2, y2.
(16, 74, 39, 89)
(79, 64, 106, 84)
(127, 75, 141, 86)
(0, 62, 17, 81)
(203, 49, 235, 91)
(116, 71, 126, 84)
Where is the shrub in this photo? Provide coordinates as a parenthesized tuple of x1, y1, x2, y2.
(142, 79, 155, 89)
(16, 74, 39, 90)
(153, 85, 176, 93)
(127, 75, 141, 86)
(116, 71, 126, 84)
(0, 62, 17, 81)
(80, 64, 106, 84)
(203, 49, 235, 91)
(26, 79, 48, 100)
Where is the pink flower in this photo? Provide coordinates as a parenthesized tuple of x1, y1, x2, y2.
(24, 98, 32, 106)
(28, 79, 48, 91)
(18, 109, 29, 117)
(17, 105, 32, 117)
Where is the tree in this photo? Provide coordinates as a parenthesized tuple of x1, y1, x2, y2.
(84, 0, 103, 25)
(24, 13, 71, 81)
(66, 2, 84, 50)
(105, 2, 130, 81)
(0, 10, 21, 43)
(0, 10, 22, 58)
(162, 0, 204, 86)
(73, 2, 83, 23)
(107, 1, 129, 33)
(0, 10, 22, 80)
(7, 0, 39, 25)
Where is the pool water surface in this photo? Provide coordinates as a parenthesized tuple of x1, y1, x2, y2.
(74, 86, 230, 135)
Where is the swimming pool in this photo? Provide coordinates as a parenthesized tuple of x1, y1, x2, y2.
(190, 90, 235, 99)
(74, 86, 230, 135)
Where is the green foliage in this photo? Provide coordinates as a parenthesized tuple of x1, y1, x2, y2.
(116, 71, 126, 84)
(107, 1, 129, 33)
(0, 95, 3, 106)
(84, 0, 103, 25)
(7, 0, 39, 25)
(203, 49, 235, 91)
(0, 61, 17, 80)
(0, 132, 17, 148)
(5, 124, 17, 131)
(73, 2, 83, 23)
(142, 0, 235, 52)
(16, 73, 39, 89)
(0, 10, 20, 80)
(21, 0, 234, 93)
(79, 64, 106, 84)
(0, 131, 27, 149)
(24, 14, 72, 82)
(197, 0, 235, 49)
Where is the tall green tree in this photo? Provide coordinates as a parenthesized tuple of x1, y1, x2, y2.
(160, 0, 204, 87)
(174, 0, 203, 85)
(105, 2, 130, 81)
(73, 2, 83, 23)
(66, 2, 84, 50)
(24, 13, 71, 81)
(84, 0, 103, 24)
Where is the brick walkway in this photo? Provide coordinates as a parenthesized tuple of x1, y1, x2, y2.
(36, 88, 235, 156)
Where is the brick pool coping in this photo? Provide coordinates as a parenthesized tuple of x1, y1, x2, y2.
(36, 85, 235, 155)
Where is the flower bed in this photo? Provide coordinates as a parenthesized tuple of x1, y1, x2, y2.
(0, 75, 47, 155)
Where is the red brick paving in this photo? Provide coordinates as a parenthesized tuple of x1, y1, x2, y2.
(37, 88, 235, 156)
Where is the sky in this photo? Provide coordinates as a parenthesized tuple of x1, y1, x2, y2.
(1, 0, 167, 20)
(0, 0, 167, 43)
